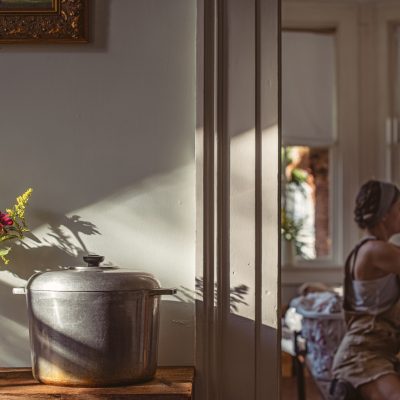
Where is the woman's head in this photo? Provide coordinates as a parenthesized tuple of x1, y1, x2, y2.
(354, 180, 400, 230)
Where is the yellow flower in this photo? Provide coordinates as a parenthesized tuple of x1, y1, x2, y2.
(1, 188, 33, 265)
(6, 188, 32, 227)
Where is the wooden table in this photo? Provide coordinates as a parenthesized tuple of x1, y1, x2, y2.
(0, 367, 194, 399)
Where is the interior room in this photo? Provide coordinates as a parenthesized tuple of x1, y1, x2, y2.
(281, 0, 400, 399)
(4, 0, 400, 399)
(0, 0, 279, 399)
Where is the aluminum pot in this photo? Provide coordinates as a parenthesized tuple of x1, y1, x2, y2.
(13, 254, 176, 387)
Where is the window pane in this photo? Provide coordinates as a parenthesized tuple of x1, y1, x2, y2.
(282, 146, 331, 261)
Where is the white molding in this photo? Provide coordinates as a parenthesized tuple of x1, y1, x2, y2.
(282, 265, 342, 284)
(195, 0, 218, 398)
(259, 0, 280, 398)
(282, 136, 337, 146)
(196, 0, 280, 399)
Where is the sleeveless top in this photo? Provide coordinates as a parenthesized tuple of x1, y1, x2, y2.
(344, 237, 400, 315)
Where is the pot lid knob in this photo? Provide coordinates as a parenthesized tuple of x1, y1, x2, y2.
(83, 254, 104, 267)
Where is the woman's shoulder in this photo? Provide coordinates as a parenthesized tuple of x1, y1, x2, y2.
(356, 239, 400, 278)
(364, 238, 398, 253)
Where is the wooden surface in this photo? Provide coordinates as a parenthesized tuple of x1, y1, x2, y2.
(281, 377, 323, 400)
(282, 353, 324, 400)
(0, 367, 194, 399)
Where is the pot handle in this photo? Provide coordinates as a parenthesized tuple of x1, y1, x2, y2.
(149, 288, 177, 296)
(12, 287, 27, 295)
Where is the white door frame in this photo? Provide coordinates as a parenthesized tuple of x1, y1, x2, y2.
(195, 0, 280, 399)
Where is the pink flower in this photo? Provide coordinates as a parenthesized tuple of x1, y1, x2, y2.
(0, 212, 13, 227)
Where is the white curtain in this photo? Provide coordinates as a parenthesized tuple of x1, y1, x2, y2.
(282, 31, 336, 146)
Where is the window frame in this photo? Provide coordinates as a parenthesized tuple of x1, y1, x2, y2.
(281, 143, 337, 266)
(282, 1, 360, 270)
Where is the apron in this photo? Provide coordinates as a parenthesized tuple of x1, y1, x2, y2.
(332, 237, 400, 388)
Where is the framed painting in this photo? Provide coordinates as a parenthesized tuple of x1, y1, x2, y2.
(0, 0, 88, 43)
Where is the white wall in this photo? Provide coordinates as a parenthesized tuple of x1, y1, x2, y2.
(0, 0, 196, 366)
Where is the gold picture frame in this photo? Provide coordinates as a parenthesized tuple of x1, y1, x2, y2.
(0, 0, 88, 43)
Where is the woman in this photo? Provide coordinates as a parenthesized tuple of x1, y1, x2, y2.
(332, 180, 400, 400)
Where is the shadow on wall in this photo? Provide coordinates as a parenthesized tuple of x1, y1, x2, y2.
(3, 213, 101, 280)
(175, 277, 249, 313)
(0, 213, 102, 367)
(0, 212, 195, 367)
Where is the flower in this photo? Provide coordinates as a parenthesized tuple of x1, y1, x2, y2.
(281, 208, 302, 242)
(0, 212, 13, 226)
(0, 212, 13, 235)
(0, 188, 32, 265)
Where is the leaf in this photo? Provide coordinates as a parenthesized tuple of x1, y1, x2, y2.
(0, 248, 11, 256)
(0, 234, 20, 242)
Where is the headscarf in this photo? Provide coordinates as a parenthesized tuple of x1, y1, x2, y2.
(363, 181, 397, 226)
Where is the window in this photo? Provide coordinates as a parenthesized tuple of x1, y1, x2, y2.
(282, 146, 331, 260)
(282, 30, 336, 264)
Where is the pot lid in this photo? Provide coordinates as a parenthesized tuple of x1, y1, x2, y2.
(27, 255, 161, 292)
